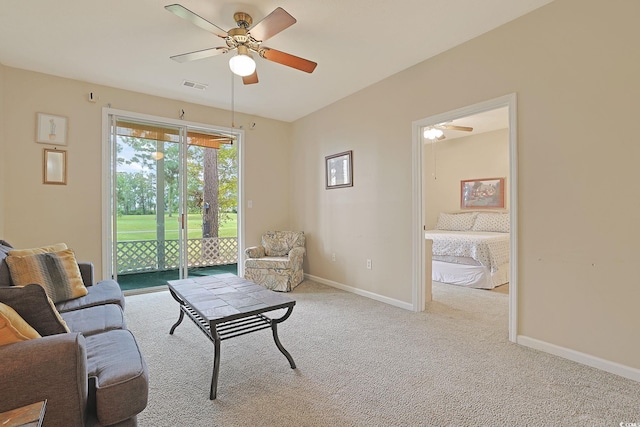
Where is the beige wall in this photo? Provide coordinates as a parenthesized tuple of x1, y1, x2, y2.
(0, 63, 5, 237)
(1, 67, 292, 278)
(292, 0, 640, 370)
(2, 0, 639, 375)
(424, 128, 509, 228)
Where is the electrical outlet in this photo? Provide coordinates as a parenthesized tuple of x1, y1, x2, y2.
(366, 259, 372, 270)
(332, 253, 336, 262)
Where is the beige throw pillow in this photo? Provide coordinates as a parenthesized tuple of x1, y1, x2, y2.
(0, 302, 41, 346)
(8, 243, 68, 257)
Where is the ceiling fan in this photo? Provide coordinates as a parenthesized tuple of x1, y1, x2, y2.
(423, 123, 473, 140)
(165, 4, 317, 85)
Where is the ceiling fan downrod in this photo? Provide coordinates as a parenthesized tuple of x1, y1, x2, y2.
(233, 12, 252, 29)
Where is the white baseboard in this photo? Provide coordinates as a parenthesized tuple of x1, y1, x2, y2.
(304, 274, 413, 311)
(303, 274, 640, 383)
(517, 335, 640, 382)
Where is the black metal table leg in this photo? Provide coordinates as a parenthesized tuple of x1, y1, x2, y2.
(270, 306, 296, 369)
(210, 332, 221, 400)
(272, 323, 296, 369)
(168, 289, 185, 335)
(169, 309, 184, 335)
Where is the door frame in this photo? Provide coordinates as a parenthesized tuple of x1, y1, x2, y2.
(411, 93, 518, 342)
(101, 107, 244, 281)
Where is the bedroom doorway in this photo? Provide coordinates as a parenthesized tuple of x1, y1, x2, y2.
(411, 94, 518, 342)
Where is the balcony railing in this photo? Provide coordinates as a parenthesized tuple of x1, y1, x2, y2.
(116, 237, 238, 274)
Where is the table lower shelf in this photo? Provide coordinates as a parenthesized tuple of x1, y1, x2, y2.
(180, 303, 273, 342)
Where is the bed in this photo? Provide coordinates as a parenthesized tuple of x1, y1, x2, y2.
(425, 212, 510, 289)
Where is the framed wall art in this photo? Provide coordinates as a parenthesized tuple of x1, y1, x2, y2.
(325, 150, 353, 189)
(43, 148, 67, 185)
(37, 113, 67, 145)
(460, 177, 505, 209)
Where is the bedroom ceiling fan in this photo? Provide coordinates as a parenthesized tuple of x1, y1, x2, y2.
(165, 4, 318, 85)
(423, 123, 473, 140)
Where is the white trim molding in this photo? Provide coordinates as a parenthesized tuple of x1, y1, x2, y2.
(305, 274, 413, 311)
(411, 93, 518, 342)
(518, 335, 640, 383)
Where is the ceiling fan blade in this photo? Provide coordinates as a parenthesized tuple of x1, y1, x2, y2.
(243, 71, 259, 85)
(260, 48, 317, 73)
(170, 47, 228, 63)
(440, 125, 473, 132)
(165, 4, 228, 38)
(249, 7, 296, 42)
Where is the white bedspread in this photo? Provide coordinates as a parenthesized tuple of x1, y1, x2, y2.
(424, 230, 510, 272)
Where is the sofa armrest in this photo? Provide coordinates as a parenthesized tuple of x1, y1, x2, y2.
(0, 333, 88, 427)
(78, 262, 95, 287)
(245, 245, 266, 258)
(287, 246, 306, 269)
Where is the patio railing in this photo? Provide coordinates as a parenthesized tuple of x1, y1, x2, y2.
(117, 237, 238, 274)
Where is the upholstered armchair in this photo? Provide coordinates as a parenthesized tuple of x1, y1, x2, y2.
(244, 231, 306, 292)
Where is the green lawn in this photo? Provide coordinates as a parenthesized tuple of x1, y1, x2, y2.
(117, 213, 237, 241)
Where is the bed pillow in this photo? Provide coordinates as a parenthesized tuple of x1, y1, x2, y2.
(435, 212, 478, 231)
(0, 302, 42, 346)
(6, 249, 88, 304)
(472, 212, 510, 233)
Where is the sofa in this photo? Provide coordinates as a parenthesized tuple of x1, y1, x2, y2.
(0, 240, 148, 426)
(244, 231, 306, 292)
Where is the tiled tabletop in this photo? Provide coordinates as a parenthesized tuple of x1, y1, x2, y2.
(168, 273, 295, 324)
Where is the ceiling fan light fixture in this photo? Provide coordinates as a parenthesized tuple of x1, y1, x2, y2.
(229, 46, 256, 77)
(424, 128, 444, 140)
(167, 5, 317, 85)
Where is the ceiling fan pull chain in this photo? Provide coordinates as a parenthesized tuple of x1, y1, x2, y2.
(231, 70, 236, 128)
(432, 139, 437, 180)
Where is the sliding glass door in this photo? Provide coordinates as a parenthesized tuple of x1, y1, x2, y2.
(105, 113, 239, 289)
(184, 127, 238, 278)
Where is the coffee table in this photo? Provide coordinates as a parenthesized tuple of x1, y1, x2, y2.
(167, 273, 296, 400)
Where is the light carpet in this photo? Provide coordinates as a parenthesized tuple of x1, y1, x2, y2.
(124, 280, 640, 426)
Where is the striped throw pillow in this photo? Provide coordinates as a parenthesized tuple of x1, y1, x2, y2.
(6, 249, 88, 303)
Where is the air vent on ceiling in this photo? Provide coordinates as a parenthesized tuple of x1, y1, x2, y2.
(182, 79, 208, 90)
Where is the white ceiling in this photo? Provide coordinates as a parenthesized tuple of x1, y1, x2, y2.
(426, 107, 510, 142)
(0, 0, 553, 123)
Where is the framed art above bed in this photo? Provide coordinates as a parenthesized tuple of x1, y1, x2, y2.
(461, 177, 505, 209)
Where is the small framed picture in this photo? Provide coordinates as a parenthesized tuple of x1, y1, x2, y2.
(325, 150, 353, 189)
(43, 148, 67, 185)
(461, 177, 505, 209)
(36, 113, 68, 145)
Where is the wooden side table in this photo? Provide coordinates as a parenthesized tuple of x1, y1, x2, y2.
(0, 400, 46, 427)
